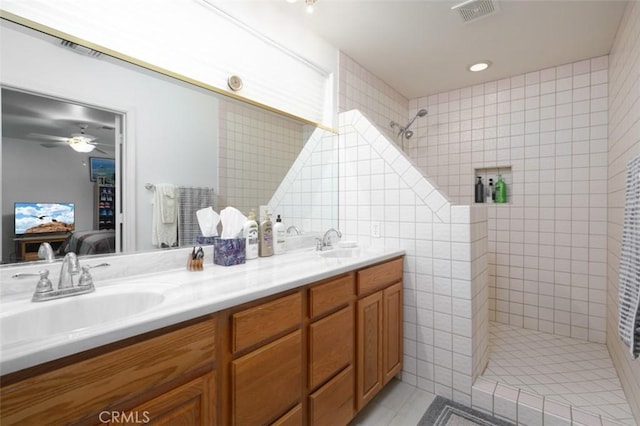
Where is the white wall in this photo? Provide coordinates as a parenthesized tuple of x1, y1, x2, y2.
(1, 21, 218, 253)
(606, 1, 640, 422)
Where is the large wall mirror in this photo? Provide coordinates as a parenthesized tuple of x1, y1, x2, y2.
(1, 19, 338, 264)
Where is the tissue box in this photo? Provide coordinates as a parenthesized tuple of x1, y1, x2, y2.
(213, 237, 246, 266)
(195, 235, 217, 246)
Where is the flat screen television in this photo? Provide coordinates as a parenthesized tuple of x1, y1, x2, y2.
(14, 202, 75, 236)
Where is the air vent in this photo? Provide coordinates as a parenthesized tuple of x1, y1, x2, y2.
(59, 40, 102, 58)
(451, 0, 499, 23)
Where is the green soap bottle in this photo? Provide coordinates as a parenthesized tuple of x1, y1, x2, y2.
(495, 174, 507, 203)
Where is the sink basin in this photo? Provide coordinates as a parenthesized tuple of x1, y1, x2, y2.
(1, 290, 166, 347)
(319, 247, 362, 258)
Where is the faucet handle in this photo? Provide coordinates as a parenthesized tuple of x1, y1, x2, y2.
(78, 263, 110, 287)
(12, 270, 53, 294)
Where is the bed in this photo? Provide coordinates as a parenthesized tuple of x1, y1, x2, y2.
(59, 230, 116, 256)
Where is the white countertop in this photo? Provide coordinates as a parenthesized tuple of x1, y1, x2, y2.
(0, 246, 404, 376)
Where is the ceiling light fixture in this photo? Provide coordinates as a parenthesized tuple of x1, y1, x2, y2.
(305, 0, 316, 14)
(68, 135, 96, 153)
(469, 61, 491, 72)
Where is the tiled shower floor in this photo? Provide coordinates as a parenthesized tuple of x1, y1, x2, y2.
(478, 322, 635, 425)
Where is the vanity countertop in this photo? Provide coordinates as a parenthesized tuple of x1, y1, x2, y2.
(0, 246, 404, 376)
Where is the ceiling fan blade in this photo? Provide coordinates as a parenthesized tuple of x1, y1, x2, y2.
(40, 142, 67, 148)
(28, 132, 69, 142)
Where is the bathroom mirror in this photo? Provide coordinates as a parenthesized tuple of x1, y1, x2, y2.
(1, 19, 337, 264)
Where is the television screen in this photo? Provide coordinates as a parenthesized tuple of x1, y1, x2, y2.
(14, 202, 75, 235)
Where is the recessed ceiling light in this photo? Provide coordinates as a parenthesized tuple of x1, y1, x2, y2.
(469, 61, 491, 72)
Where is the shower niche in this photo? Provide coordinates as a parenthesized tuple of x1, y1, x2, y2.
(474, 166, 512, 204)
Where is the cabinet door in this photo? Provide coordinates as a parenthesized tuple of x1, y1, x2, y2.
(356, 291, 383, 411)
(121, 372, 215, 425)
(270, 404, 302, 426)
(383, 282, 403, 384)
(231, 330, 302, 426)
(308, 366, 354, 426)
(309, 305, 353, 390)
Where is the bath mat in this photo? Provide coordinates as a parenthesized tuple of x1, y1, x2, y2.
(418, 396, 515, 426)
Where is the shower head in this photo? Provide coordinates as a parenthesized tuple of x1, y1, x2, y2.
(417, 108, 428, 117)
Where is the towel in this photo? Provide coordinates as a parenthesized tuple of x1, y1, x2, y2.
(151, 183, 178, 247)
(177, 186, 215, 247)
(618, 156, 640, 358)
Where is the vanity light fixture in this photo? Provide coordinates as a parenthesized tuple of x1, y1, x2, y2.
(469, 61, 491, 72)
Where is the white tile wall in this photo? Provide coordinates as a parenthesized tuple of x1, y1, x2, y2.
(407, 57, 610, 344)
(218, 99, 306, 216)
(267, 127, 338, 233)
(337, 109, 488, 404)
(338, 52, 409, 142)
(606, 1, 640, 424)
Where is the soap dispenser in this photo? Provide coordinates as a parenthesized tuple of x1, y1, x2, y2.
(258, 211, 273, 257)
(273, 214, 286, 255)
(475, 176, 485, 203)
(244, 210, 259, 260)
(495, 174, 507, 203)
(487, 178, 494, 203)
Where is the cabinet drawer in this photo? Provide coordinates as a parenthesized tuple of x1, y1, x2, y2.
(308, 366, 354, 426)
(309, 305, 353, 390)
(232, 291, 302, 353)
(231, 330, 302, 426)
(357, 258, 403, 295)
(0, 316, 216, 425)
(309, 274, 354, 318)
(271, 404, 302, 426)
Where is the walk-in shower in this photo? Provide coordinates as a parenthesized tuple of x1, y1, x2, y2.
(390, 108, 427, 149)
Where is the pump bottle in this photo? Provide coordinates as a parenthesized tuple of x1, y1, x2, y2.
(259, 211, 273, 257)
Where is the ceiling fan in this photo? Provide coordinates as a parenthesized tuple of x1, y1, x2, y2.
(28, 124, 112, 154)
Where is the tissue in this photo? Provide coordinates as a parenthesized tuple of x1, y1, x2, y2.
(196, 207, 220, 237)
(220, 207, 247, 239)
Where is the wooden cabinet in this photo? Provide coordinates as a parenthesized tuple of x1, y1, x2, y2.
(231, 330, 302, 425)
(124, 372, 215, 425)
(1, 257, 403, 426)
(356, 259, 403, 411)
(308, 366, 354, 426)
(0, 316, 217, 425)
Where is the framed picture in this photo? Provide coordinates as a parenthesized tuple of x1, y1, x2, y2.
(89, 157, 116, 183)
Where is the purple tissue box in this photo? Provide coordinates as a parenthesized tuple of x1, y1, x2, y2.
(213, 237, 246, 266)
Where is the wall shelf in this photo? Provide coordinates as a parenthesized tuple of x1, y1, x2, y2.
(474, 166, 512, 204)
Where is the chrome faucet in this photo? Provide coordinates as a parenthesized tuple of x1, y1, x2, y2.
(58, 252, 80, 289)
(286, 225, 301, 236)
(12, 252, 110, 302)
(316, 228, 342, 251)
(38, 242, 55, 262)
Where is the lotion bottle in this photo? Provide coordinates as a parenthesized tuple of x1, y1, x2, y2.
(259, 211, 273, 257)
(243, 210, 259, 260)
(273, 214, 286, 255)
(475, 176, 485, 203)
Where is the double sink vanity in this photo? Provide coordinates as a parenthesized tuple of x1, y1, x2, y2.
(0, 243, 405, 425)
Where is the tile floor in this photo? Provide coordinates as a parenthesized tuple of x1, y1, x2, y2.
(479, 322, 635, 425)
(349, 379, 436, 426)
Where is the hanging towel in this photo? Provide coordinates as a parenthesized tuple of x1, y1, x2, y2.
(177, 186, 215, 247)
(151, 183, 178, 248)
(618, 156, 640, 359)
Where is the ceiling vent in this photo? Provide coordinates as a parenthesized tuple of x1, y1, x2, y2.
(451, 0, 499, 23)
(59, 40, 102, 58)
